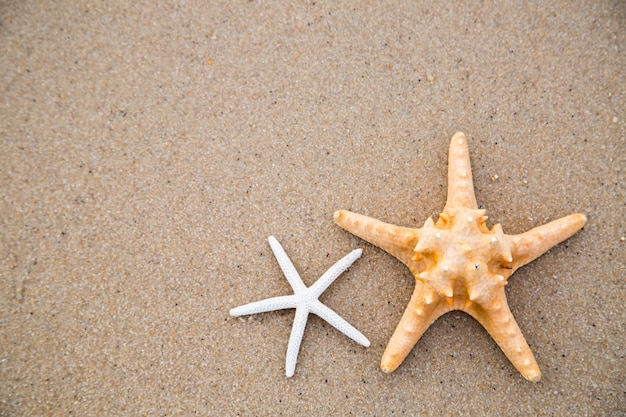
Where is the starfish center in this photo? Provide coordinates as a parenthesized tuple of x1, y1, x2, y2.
(413, 207, 513, 305)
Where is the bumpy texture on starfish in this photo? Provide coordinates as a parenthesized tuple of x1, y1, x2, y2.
(230, 236, 370, 377)
(334, 132, 586, 382)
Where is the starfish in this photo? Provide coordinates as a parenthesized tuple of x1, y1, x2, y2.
(334, 132, 586, 382)
(230, 236, 370, 377)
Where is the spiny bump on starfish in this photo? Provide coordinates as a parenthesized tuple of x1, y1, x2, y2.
(334, 132, 586, 382)
(230, 236, 370, 377)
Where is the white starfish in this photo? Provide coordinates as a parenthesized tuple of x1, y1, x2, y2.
(230, 236, 370, 377)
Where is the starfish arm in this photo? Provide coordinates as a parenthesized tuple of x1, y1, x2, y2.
(268, 236, 307, 294)
(309, 248, 363, 298)
(381, 283, 450, 373)
(285, 306, 310, 377)
(465, 289, 541, 382)
(506, 213, 587, 272)
(334, 210, 420, 268)
(309, 300, 370, 347)
(229, 295, 298, 316)
(444, 132, 478, 211)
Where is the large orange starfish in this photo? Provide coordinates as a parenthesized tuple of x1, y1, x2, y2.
(334, 132, 586, 382)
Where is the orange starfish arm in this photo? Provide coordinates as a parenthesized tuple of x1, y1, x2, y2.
(464, 290, 541, 382)
(445, 132, 478, 211)
(380, 282, 451, 373)
(506, 213, 587, 272)
(334, 210, 421, 271)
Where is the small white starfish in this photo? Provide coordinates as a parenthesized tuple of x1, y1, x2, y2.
(230, 236, 370, 377)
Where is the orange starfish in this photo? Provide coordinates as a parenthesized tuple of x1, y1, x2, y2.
(334, 132, 586, 382)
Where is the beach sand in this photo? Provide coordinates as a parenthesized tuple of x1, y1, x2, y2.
(1, 1, 624, 415)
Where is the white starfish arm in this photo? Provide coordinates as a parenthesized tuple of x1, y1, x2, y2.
(268, 236, 307, 294)
(309, 300, 370, 347)
(229, 295, 297, 316)
(309, 248, 363, 298)
(285, 306, 310, 377)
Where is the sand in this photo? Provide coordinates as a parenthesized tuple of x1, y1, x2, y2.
(1, 1, 624, 415)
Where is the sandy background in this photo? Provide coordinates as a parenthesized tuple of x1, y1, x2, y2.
(1, 1, 624, 415)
